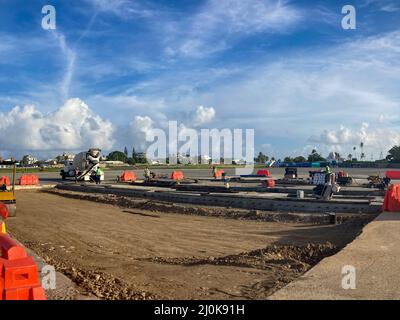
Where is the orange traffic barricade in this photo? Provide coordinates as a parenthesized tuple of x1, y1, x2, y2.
(18, 175, 39, 186)
(0, 233, 47, 300)
(170, 171, 184, 181)
(383, 184, 400, 212)
(119, 171, 136, 182)
(0, 176, 10, 186)
(214, 170, 225, 179)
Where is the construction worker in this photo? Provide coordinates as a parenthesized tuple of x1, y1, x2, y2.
(74, 167, 79, 183)
(212, 165, 218, 179)
(325, 165, 332, 174)
(144, 167, 151, 182)
(95, 167, 103, 184)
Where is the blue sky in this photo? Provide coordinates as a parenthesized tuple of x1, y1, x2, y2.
(0, 0, 399, 159)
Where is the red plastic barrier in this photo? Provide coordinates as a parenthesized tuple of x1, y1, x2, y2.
(0, 234, 46, 300)
(265, 180, 276, 188)
(120, 171, 136, 182)
(18, 175, 39, 186)
(383, 184, 400, 212)
(170, 171, 184, 181)
(257, 170, 270, 177)
(386, 171, 400, 180)
(0, 203, 8, 220)
(0, 235, 26, 260)
(0, 176, 10, 186)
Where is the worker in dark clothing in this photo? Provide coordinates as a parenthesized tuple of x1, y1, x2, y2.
(144, 167, 151, 182)
(212, 166, 218, 179)
(74, 167, 79, 183)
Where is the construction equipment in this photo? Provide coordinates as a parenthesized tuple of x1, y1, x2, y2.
(0, 161, 17, 217)
(60, 148, 104, 182)
(313, 172, 341, 200)
(284, 168, 298, 179)
(367, 175, 390, 190)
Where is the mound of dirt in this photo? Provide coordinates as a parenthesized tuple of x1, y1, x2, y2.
(45, 189, 366, 224)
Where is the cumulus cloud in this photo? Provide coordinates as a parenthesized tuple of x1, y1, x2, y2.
(129, 115, 155, 150)
(193, 106, 216, 126)
(0, 98, 114, 154)
(309, 123, 400, 158)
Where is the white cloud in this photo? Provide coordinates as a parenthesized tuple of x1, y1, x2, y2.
(0, 98, 114, 154)
(165, 0, 302, 58)
(193, 106, 216, 126)
(53, 32, 76, 100)
(362, 0, 400, 12)
(129, 115, 155, 150)
(85, 0, 155, 18)
(309, 123, 400, 158)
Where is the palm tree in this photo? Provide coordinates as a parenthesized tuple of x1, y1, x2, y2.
(360, 142, 364, 160)
(353, 146, 357, 160)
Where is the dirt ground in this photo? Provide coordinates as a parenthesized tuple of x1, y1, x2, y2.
(6, 190, 370, 300)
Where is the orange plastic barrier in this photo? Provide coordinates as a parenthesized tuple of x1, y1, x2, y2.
(170, 171, 184, 181)
(18, 175, 39, 186)
(120, 171, 136, 182)
(257, 170, 270, 177)
(0, 233, 46, 300)
(214, 170, 225, 179)
(383, 184, 400, 212)
(386, 171, 400, 180)
(0, 176, 10, 186)
(265, 180, 276, 188)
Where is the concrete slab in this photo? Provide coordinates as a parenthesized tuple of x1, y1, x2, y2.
(269, 211, 400, 300)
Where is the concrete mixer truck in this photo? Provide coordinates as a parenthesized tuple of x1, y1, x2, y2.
(60, 148, 104, 182)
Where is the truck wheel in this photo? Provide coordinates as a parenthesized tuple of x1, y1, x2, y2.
(6, 203, 16, 217)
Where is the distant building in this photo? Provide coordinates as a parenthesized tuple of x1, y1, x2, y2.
(101, 160, 125, 167)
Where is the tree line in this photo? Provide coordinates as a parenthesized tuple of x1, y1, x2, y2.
(106, 147, 148, 164)
(254, 145, 400, 164)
